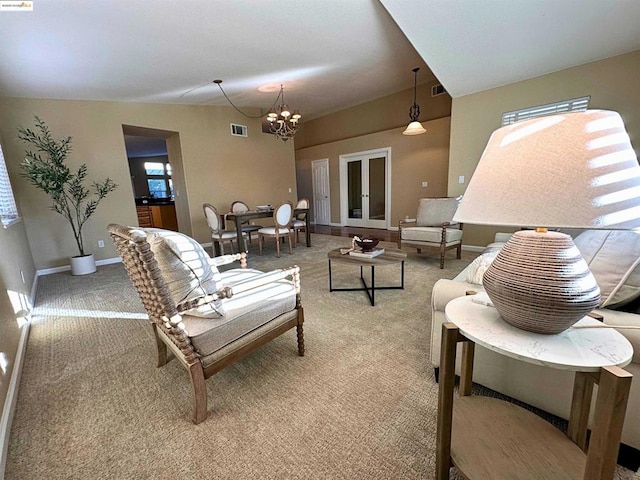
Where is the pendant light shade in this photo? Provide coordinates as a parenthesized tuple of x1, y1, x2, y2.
(402, 67, 426, 136)
(403, 120, 427, 135)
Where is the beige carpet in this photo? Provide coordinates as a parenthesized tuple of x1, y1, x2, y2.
(6, 234, 639, 479)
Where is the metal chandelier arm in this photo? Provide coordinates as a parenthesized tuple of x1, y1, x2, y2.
(213, 80, 282, 119)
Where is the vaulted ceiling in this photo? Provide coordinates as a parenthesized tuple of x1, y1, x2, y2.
(1, 0, 639, 123)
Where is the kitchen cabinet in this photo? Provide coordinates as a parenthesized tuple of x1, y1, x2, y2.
(136, 204, 178, 231)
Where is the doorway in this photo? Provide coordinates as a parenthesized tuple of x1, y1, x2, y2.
(311, 159, 330, 225)
(339, 148, 391, 229)
(122, 125, 190, 235)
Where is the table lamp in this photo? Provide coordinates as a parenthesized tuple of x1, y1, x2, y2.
(454, 110, 640, 334)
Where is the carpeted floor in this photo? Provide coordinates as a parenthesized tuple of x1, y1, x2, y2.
(5, 234, 639, 479)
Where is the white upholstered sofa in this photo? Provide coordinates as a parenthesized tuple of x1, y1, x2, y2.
(431, 231, 640, 453)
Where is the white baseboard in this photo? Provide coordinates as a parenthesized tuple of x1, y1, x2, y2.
(36, 257, 122, 277)
(0, 322, 30, 479)
(29, 273, 38, 308)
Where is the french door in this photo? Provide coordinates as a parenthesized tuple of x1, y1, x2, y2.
(339, 148, 391, 229)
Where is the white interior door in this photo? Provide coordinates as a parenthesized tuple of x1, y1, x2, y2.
(340, 148, 391, 229)
(312, 159, 330, 225)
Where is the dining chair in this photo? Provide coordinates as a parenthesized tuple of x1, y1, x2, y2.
(230, 200, 260, 244)
(292, 197, 309, 246)
(258, 201, 294, 258)
(203, 203, 246, 255)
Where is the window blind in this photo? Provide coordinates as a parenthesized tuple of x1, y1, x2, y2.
(0, 142, 20, 227)
(502, 96, 590, 126)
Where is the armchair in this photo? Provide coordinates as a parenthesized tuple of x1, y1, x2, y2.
(398, 196, 463, 269)
(108, 224, 305, 424)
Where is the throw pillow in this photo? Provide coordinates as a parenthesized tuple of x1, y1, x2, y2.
(144, 228, 225, 317)
(573, 230, 640, 309)
(466, 251, 498, 285)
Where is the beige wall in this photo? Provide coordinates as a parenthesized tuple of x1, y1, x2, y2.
(449, 49, 640, 247)
(295, 82, 452, 148)
(0, 97, 298, 269)
(295, 79, 452, 229)
(296, 116, 451, 227)
(0, 219, 34, 436)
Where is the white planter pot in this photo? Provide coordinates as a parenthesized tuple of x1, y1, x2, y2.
(70, 254, 97, 276)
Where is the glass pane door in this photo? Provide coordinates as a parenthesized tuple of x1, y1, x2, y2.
(342, 150, 388, 228)
(348, 160, 362, 219)
(368, 156, 386, 221)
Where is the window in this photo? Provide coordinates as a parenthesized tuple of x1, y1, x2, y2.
(147, 179, 168, 198)
(144, 162, 165, 175)
(502, 96, 590, 126)
(0, 141, 20, 228)
(143, 161, 173, 199)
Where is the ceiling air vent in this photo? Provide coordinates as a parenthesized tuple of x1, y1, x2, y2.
(431, 84, 446, 97)
(230, 124, 247, 137)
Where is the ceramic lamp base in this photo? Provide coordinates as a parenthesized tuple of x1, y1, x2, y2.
(482, 230, 601, 334)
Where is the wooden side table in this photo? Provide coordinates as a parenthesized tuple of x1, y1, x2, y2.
(437, 294, 633, 480)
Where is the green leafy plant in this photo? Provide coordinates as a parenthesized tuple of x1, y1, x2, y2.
(18, 116, 118, 257)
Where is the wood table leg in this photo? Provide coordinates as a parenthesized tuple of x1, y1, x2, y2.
(568, 371, 595, 450)
(460, 341, 475, 397)
(236, 215, 247, 252)
(584, 366, 632, 480)
(436, 323, 460, 480)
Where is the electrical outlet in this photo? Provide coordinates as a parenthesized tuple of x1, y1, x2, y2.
(288, 187, 292, 193)
(458, 175, 465, 184)
(421, 181, 428, 188)
(98, 240, 105, 248)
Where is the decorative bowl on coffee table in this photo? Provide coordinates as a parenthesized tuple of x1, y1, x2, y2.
(355, 237, 380, 252)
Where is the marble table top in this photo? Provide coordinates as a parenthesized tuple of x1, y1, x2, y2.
(445, 294, 633, 372)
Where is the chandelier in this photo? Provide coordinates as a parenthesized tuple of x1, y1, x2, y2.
(402, 67, 426, 135)
(266, 85, 301, 142)
(214, 80, 302, 142)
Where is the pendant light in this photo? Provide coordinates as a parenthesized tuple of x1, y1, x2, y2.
(402, 67, 426, 136)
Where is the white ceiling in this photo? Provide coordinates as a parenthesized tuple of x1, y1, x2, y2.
(381, 0, 640, 98)
(0, 0, 432, 121)
(1, 0, 639, 123)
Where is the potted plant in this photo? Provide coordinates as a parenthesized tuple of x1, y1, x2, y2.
(18, 116, 118, 275)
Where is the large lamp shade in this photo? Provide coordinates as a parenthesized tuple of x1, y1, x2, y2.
(454, 110, 640, 333)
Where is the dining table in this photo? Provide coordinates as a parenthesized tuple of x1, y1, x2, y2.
(225, 207, 310, 253)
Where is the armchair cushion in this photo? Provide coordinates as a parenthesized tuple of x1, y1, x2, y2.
(181, 268, 297, 356)
(574, 230, 640, 309)
(401, 226, 463, 244)
(416, 197, 460, 226)
(144, 228, 224, 316)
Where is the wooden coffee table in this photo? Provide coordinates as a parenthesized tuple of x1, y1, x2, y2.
(327, 247, 407, 306)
